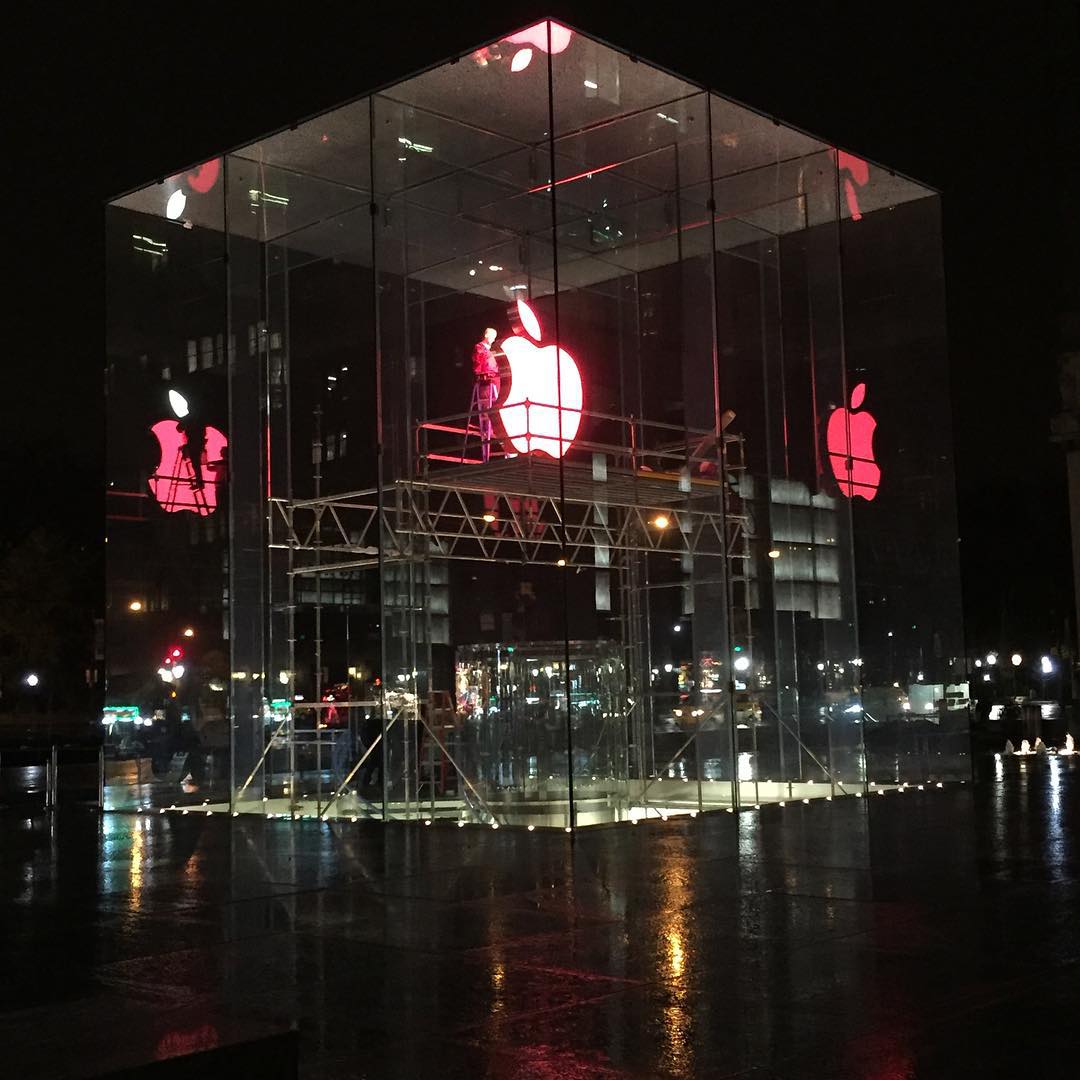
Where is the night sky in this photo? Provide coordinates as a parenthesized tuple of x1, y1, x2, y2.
(5, 3, 1077, 657)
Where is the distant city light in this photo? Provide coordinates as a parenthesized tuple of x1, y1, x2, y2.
(128, 600, 143, 612)
(182, 627, 195, 638)
(24, 673, 39, 688)
(985, 652, 998, 666)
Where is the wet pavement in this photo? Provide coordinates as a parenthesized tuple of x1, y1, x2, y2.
(1, 755, 1077, 1078)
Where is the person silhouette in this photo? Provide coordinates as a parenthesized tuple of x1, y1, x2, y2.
(176, 413, 207, 490)
(472, 327, 501, 462)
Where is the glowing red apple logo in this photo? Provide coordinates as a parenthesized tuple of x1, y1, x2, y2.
(148, 390, 228, 516)
(504, 21, 573, 71)
(498, 299, 583, 458)
(826, 382, 880, 501)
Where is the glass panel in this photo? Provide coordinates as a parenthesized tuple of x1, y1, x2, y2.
(105, 159, 228, 809)
(550, 29, 725, 823)
(226, 102, 377, 820)
(373, 26, 569, 828)
(838, 168, 967, 784)
(711, 97, 862, 806)
(770, 144, 865, 799)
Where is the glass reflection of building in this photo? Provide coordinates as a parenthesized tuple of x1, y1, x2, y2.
(104, 20, 967, 826)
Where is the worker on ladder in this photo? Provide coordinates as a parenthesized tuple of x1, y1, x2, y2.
(177, 412, 208, 491)
(471, 327, 501, 462)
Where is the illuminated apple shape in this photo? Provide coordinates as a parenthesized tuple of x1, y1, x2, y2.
(837, 151, 870, 222)
(826, 382, 880, 501)
(505, 21, 573, 70)
(506, 21, 573, 53)
(187, 158, 221, 194)
(149, 393, 228, 515)
(168, 389, 190, 418)
(165, 189, 187, 220)
(498, 299, 582, 458)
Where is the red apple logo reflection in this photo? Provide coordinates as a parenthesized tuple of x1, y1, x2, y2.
(826, 382, 880, 501)
(148, 391, 228, 516)
(498, 299, 583, 458)
(504, 21, 573, 71)
(837, 151, 869, 222)
(186, 158, 221, 194)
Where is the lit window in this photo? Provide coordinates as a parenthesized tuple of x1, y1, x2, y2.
(199, 336, 213, 369)
(187, 340, 198, 373)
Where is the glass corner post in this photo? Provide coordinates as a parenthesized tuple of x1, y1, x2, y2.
(225, 154, 271, 811)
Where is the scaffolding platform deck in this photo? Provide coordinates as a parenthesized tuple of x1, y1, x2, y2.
(422, 456, 734, 512)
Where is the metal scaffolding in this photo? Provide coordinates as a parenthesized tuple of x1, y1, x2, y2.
(252, 406, 756, 825)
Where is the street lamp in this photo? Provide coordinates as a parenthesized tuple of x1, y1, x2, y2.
(1011, 653, 1022, 667)
(24, 673, 39, 688)
(1040, 655, 1055, 700)
(985, 652, 998, 666)
(128, 600, 143, 612)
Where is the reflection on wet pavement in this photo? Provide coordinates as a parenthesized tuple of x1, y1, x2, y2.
(1, 757, 1077, 1078)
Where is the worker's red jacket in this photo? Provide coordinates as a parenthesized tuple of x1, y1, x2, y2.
(472, 341, 499, 380)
